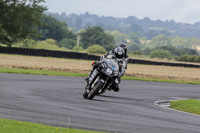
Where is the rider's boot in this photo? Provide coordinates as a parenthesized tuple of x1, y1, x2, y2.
(112, 79, 120, 92)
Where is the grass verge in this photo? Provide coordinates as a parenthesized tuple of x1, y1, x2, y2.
(0, 67, 87, 77)
(0, 67, 200, 85)
(122, 76, 200, 85)
(0, 118, 104, 133)
(169, 99, 200, 115)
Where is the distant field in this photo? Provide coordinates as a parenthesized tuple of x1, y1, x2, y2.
(1, 54, 200, 82)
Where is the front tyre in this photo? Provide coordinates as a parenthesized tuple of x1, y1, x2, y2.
(83, 77, 90, 99)
(87, 81, 104, 100)
(83, 89, 88, 99)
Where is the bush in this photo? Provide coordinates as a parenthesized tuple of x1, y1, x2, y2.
(175, 55, 190, 62)
(132, 50, 142, 55)
(187, 55, 198, 62)
(195, 56, 200, 63)
(87, 45, 107, 54)
(72, 46, 83, 52)
(150, 49, 172, 59)
(13, 39, 36, 48)
(145, 46, 198, 56)
(35, 39, 66, 51)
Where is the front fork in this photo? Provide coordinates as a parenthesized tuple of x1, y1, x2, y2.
(89, 69, 99, 85)
(98, 77, 114, 94)
(85, 69, 99, 90)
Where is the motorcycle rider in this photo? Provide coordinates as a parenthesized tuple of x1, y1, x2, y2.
(98, 43, 128, 91)
(101, 43, 129, 64)
(86, 46, 127, 92)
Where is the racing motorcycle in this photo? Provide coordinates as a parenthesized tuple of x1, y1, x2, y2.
(83, 58, 120, 100)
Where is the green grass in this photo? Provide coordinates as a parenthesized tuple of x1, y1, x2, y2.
(0, 67, 87, 77)
(0, 118, 104, 133)
(0, 67, 200, 85)
(169, 99, 200, 115)
(122, 76, 200, 85)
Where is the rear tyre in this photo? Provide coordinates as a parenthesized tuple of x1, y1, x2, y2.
(87, 81, 103, 100)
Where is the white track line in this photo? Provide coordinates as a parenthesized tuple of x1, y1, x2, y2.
(154, 99, 200, 117)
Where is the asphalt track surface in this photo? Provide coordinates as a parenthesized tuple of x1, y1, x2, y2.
(1, 73, 200, 133)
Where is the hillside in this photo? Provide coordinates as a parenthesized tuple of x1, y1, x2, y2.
(46, 12, 200, 39)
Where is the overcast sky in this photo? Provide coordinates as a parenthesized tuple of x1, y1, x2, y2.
(44, 0, 200, 24)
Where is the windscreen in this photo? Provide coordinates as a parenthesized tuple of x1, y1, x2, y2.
(105, 59, 119, 71)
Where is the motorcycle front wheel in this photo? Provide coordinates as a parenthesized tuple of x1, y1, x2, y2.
(87, 81, 104, 100)
(83, 89, 88, 99)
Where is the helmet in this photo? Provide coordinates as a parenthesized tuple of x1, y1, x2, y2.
(117, 43, 127, 54)
(114, 47, 124, 59)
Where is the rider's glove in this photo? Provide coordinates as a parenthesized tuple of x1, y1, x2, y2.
(100, 55, 105, 60)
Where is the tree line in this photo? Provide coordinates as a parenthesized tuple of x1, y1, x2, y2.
(47, 12, 200, 40)
(1, 0, 200, 63)
(0, 0, 47, 46)
(0, 0, 115, 52)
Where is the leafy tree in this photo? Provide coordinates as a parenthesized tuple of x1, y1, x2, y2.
(87, 45, 107, 54)
(127, 42, 142, 51)
(170, 37, 187, 49)
(79, 26, 115, 50)
(127, 32, 142, 52)
(0, 24, 6, 43)
(38, 15, 76, 42)
(14, 39, 36, 48)
(128, 33, 141, 44)
(187, 37, 200, 49)
(0, 0, 47, 46)
(149, 34, 169, 48)
(140, 36, 148, 44)
(125, 23, 145, 37)
(143, 48, 152, 55)
(160, 30, 171, 37)
(110, 30, 128, 43)
(145, 30, 161, 40)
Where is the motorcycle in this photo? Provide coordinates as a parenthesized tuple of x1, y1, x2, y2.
(83, 58, 120, 100)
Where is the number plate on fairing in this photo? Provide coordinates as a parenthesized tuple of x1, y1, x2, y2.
(106, 68, 113, 75)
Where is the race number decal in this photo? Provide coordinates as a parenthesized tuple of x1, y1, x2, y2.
(106, 68, 113, 75)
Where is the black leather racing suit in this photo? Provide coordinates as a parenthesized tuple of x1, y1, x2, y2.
(101, 49, 129, 67)
(91, 52, 127, 91)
